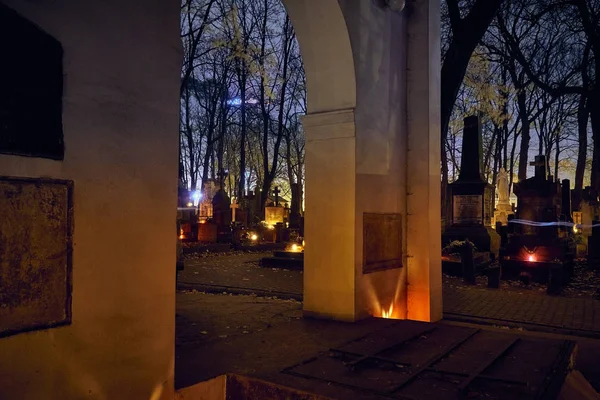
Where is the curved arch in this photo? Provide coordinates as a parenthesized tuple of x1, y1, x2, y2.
(281, 0, 356, 114)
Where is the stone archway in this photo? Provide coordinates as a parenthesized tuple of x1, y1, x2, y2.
(282, 0, 442, 323)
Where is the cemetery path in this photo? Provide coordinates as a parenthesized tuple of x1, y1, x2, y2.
(177, 251, 303, 299)
(177, 251, 600, 337)
(443, 285, 600, 338)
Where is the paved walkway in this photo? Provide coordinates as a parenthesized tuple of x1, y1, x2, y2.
(178, 252, 302, 298)
(443, 286, 600, 336)
(178, 252, 600, 337)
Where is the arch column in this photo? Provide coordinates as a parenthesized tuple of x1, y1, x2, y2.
(286, 0, 441, 322)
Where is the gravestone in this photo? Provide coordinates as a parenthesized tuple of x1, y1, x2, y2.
(212, 170, 231, 242)
(289, 182, 302, 229)
(198, 179, 216, 222)
(513, 155, 562, 238)
(265, 205, 285, 227)
(197, 222, 217, 243)
(177, 178, 190, 207)
(581, 187, 600, 240)
(0, 4, 64, 160)
(0, 177, 73, 337)
(212, 190, 231, 233)
(443, 116, 500, 257)
(494, 167, 514, 226)
(561, 179, 572, 221)
(500, 155, 574, 288)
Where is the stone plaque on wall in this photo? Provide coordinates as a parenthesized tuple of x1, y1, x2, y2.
(363, 213, 402, 273)
(453, 195, 482, 225)
(0, 177, 73, 337)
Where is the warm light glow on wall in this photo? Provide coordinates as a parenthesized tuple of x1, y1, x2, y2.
(365, 275, 404, 320)
(381, 303, 394, 319)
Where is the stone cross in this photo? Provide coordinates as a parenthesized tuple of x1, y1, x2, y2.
(230, 198, 239, 222)
(273, 186, 281, 207)
(530, 155, 547, 180)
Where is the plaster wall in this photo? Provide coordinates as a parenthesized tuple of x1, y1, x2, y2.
(300, 0, 409, 321)
(338, 0, 409, 320)
(0, 1, 181, 399)
(406, 0, 443, 322)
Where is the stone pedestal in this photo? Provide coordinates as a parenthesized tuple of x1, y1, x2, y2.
(197, 223, 217, 243)
(443, 180, 500, 258)
(494, 202, 514, 227)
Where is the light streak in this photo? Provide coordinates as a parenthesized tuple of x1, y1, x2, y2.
(508, 219, 600, 228)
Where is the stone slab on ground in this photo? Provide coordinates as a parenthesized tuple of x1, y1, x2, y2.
(175, 292, 589, 399)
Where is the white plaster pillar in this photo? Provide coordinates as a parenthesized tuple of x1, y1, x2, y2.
(406, 0, 443, 322)
(302, 109, 357, 321)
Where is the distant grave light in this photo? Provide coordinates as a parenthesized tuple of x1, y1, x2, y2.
(226, 98, 259, 106)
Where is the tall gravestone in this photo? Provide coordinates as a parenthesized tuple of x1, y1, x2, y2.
(443, 116, 500, 257)
(513, 155, 562, 238)
(212, 171, 231, 242)
(289, 182, 303, 229)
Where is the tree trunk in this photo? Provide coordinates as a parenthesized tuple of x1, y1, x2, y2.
(517, 90, 530, 181)
(509, 131, 519, 194)
(237, 68, 247, 198)
(589, 90, 600, 194)
(574, 94, 588, 209)
(554, 139, 560, 180)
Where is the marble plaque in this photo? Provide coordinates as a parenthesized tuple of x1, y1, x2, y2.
(453, 195, 482, 224)
(363, 213, 402, 273)
(0, 177, 73, 337)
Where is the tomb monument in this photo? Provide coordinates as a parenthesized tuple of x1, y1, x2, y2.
(443, 116, 500, 257)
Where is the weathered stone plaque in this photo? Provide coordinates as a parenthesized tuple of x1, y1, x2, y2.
(363, 213, 402, 273)
(453, 195, 482, 225)
(0, 177, 73, 337)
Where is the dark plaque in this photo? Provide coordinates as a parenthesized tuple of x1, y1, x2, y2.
(0, 4, 64, 160)
(363, 213, 402, 273)
(453, 195, 482, 225)
(0, 177, 73, 337)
